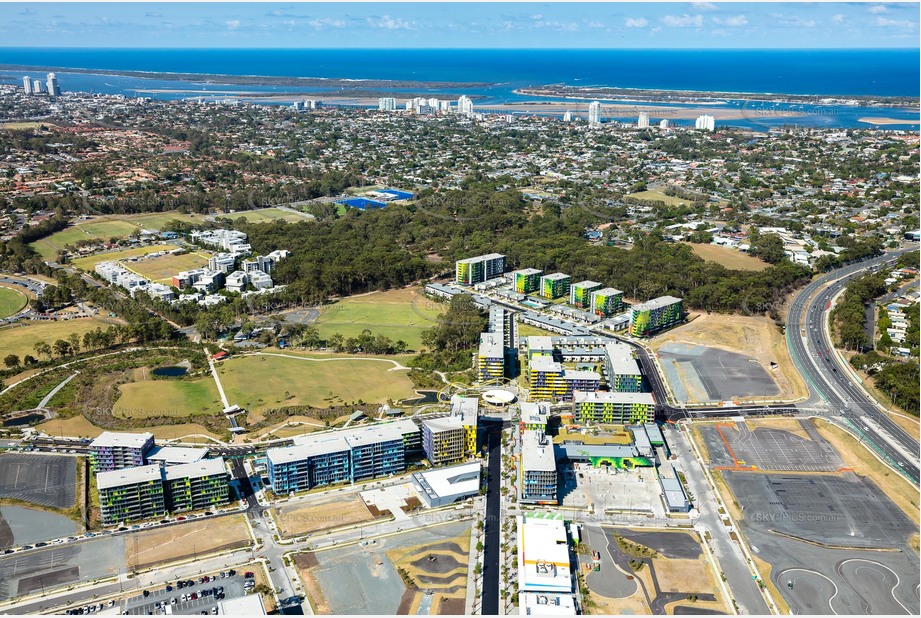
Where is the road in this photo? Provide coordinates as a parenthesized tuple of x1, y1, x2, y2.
(785, 247, 920, 483)
(480, 419, 502, 615)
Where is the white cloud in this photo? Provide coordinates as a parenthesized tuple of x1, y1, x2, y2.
(662, 14, 704, 28)
(584, 20, 605, 29)
(367, 15, 416, 30)
(713, 15, 748, 27)
(225, 20, 240, 30)
(307, 18, 345, 30)
(832, 14, 845, 24)
(624, 18, 648, 28)
(691, 2, 717, 10)
(868, 5, 888, 14)
(876, 16, 915, 28)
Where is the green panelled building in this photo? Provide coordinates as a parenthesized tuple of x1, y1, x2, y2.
(455, 253, 506, 286)
(569, 280, 601, 308)
(514, 268, 543, 294)
(540, 273, 571, 299)
(97, 464, 168, 526)
(163, 458, 230, 513)
(590, 287, 624, 317)
(572, 391, 656, 425)
(630, 296, 683, 337)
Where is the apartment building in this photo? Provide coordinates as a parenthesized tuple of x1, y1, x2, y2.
(266, 420, 421, 494)
(513, 268, 543, 294)
(569, 280, 601, 309)
(97, 464, 167, 525)
(604, 342, 644, 392)
(590, 287, 624, 317)
(478, 305, 518, 382)
(520, 430, 558, 504)
(520, 401, 551, 432)
(90, 431, 155, 473)
(572, 391, 656, 425)
(163, 458, 230, 513)
(540, 273, 571, 300)
(630, 296, 683, 337)
(455, 253, 506, 286)
(528, 356, 600, 402)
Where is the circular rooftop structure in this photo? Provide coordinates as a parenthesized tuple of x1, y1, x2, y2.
(482, 389, 516, 406)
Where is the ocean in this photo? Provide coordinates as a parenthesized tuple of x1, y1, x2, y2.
(1, 48, 918, 129)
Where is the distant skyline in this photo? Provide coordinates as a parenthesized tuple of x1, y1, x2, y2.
(0, 2, 918, 49)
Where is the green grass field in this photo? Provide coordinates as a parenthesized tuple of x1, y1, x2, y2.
(0, 285, 29, 319)
(30, 212, 209, 260)
(517, 323, 557, 338)
(70, 244, 180, 273)
(625, 190, 691, 207)
(221, 208, 309, 223)
(684, 243, 770, 272)
(312, 287, 444, 351)
(113, 378, 222, 418)
(124, 250, 212, 283)
(0, 316, 116, 360)
(219, 354, 416, 413)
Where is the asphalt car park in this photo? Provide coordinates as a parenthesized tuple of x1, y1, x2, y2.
(120, 572, 250, 615)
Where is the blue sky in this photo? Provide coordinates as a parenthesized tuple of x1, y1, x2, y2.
(0, 2, 917, 48)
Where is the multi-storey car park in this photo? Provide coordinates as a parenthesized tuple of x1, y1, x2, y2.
(629, 295, 684, 337)
(455, 253, 506, 286)
(569, 280, 601, 309)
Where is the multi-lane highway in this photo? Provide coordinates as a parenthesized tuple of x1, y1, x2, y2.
(786, 247, 920, 483)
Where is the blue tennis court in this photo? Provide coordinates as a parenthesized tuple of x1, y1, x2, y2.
(337, 197, 387, 209)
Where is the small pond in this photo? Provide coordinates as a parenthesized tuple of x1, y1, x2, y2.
(152, 366, 187, 377)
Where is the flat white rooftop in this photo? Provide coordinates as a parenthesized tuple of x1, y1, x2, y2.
(422, 415, 465, 433)
(541, 273, 570, 281)
(163, 457, 226, 481)
(218, 594, 266, 615)
(573, 391, 655, 406)
(458, 253, 505, 263)
(592, 287, 623, 297)
(571, 280, 601, 289)
(604, 342, 642, 377)
(632, 295, 682, 312)
(90, 431, 153, 450)
(97, 464, 162, 490)
(521, 431, 557, 473)
(412, 461, 481, 501)
(519, 593, 577, 615)
(530, 356, 562, 373)
(269, 420, 420, 465)
(520, 401, 550, 425)
(146, 446, 208, 465)
(517, 515, 573, 593)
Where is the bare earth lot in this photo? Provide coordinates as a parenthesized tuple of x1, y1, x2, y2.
(684, 243, 770, 271)
(129, 515, 250, 570)
(273, 494, 374, 538)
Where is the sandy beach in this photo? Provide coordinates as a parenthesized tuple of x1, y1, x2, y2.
(858, 116, 920, 126)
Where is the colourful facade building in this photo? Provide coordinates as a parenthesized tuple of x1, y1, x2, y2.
(451, 395, 479, 455)
(455, 253, 505, 286)
(526, 336, 554, 361)
(97, 464, 168, 525)
(163, 458, 230, 513)
(478, 305, 518, 383)
(572, 391, 655, 425)
(540, 273, 571, 299)
(520, 430, 557, 504)
(90, 431, 155, 473)
(630, 296, 683, 337)
(477, 333, 505, 384)
(590, 287, 624, 317)
(604, 342, 644, 392)
(529, 356, 600, 402)
(266, 420, 421, 494)
(520, 401, 551, 432)
(569, 280, 601, 309)
(422, 416, 467, 464)
(514, 268, 543, 294)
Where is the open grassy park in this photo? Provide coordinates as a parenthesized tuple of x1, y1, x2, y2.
(312, 287, 444, 351)
(0, 285, 29, 319)
(123, 250, 212, 283)
(625, 189, 690, 207)
(113, 377, 222, 418)
(218, 353, 416, 413)
(0, 316, 116, 360)
(221, 207, 310, 223)
(70, 244, 181, 273)
(30, 212, 209, 259)
(684, 242, 770, 271)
